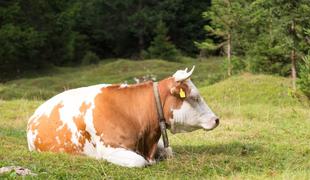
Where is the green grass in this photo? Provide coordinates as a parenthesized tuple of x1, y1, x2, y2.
(0, 57, 223, 100)
(0, 58, 309, 179)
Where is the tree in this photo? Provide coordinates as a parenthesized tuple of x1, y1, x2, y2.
(0, 24, 44, 79)
(166, 0, 210, 55)
(244, 0, 310, 89)
(198, 0, 247, 76)
(241, 0, 291, 75)
(298, 54, 310, 97)
(0, 1, 45, 79)
(145, 20, 180, 61)
(276, 0, 310, 90)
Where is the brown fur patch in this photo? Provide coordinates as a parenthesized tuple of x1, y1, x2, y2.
(31, 102, 92, 154)
(92, 82, 161, 158)
(91, 78, 186, 160)
(73, 102, 92, 150)
(161, 79, 189, 124)
(32, 104, 77, 153)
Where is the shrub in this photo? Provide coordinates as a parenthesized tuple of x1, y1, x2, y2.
(81, 51, 100, 65)
(298, 55, 310, 97)
(222, 56, 246, 76)
(231, 56, 246, 74)
(245, 35, 291, 76)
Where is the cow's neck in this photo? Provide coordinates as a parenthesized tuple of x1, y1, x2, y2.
(130, 79, 173, 159)
(156, 78, 174, 127)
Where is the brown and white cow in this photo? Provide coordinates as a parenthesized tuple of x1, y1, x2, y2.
(27, 67, 219, 167)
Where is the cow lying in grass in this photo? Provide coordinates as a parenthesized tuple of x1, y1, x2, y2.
(27, 67, 219, 167)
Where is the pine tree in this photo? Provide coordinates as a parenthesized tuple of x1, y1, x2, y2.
(298, 54, 310, 97)
(245, 0, 310, 89)
(277, 0, 310, 90)
(146, 20, 180, 61)
(197, 0, 247, 76)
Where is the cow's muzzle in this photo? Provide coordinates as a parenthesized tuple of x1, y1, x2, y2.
(202, 116, 220, 131)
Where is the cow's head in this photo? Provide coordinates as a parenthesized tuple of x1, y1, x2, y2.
(164, 66, 219, 134)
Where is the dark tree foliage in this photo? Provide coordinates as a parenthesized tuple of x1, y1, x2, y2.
(298, 54, 310, 97)
(145, 20, 180, 61)
(165, 0, 211, 55)
(0, 0, 211, 80)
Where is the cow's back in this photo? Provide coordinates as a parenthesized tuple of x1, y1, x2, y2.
(27, 84, 110, 155)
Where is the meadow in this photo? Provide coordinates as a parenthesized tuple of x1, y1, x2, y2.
(0, 58, 309, 179)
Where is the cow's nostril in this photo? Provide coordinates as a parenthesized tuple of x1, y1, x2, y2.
(215, 118, 219, 125)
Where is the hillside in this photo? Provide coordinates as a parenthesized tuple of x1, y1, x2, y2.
(0, 58, 223, 100)
(0, 59, 309, 179)
(202, 73, 309, 106)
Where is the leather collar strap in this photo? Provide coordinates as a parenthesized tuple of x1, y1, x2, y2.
(153, 82, 169, 148)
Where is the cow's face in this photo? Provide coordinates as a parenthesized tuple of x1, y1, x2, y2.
(167, 67, 219, 134)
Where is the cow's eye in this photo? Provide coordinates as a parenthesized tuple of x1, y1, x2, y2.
(192, 96, 200, 102)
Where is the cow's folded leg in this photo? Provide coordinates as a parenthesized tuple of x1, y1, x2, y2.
(102, 148, 148, 168)
(146, 143, 158, 165)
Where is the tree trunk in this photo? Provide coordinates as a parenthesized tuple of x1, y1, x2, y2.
(138, 33, 144, 52)
(269, 8, 273, 47)
(198, 49, 206, 61)
(227, 33, 232, 76)
(291, 20, 297, 91)
(291, 49, 297, 91)
(138, 0, 144, 53)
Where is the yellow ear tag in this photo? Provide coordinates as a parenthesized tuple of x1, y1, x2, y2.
(179, 88, 186, 98)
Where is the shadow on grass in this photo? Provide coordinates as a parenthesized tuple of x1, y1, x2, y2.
(170, 142, 289, 176)
(173, 141, 263, 157)
(0, 128, 26, 138)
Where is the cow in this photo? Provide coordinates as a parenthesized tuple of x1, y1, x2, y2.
(27, 66, 219, 167)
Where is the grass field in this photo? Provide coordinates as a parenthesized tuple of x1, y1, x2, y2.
(0, 58, 309, 179)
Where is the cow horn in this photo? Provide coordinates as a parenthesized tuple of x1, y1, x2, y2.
(173, 65, 195, 82)
(188, 65, 195, 76)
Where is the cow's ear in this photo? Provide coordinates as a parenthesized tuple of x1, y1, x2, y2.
(170, 83, 189, 99)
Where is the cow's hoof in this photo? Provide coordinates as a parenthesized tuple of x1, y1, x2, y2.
(155, 147, 173, 161)
(147, 159, 156, 166)
(164, 147, 173, 158)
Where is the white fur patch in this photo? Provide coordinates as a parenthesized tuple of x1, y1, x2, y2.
(102, 147, 148, 167)
(55, 136, 61, 144)
(27, 129, 38, 151)
(82, 135, 147, 167)
(120, 84, 128, 88)
(83, 140, 97, 158)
